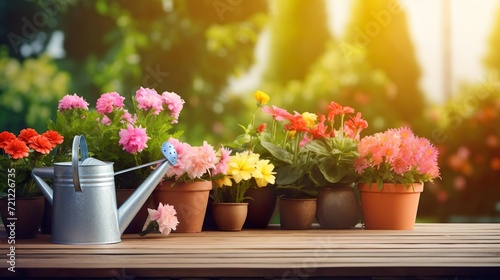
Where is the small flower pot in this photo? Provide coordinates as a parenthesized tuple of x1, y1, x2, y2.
(243, 187, 277, 228)
(279, 197, 317, 230)
(358, 183, 423, 230)
(212, 203, 248, 231)
(316, 186, 360, 229)
(153, 180, 212, 233)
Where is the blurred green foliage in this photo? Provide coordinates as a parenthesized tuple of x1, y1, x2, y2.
(0, 50, 70, 132)
(263, 0, 331, 84)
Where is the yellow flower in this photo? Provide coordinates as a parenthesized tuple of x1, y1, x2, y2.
(254, 159, 276, 187)
(216, 175, 233, 188)
(302, 112, 317, 127)
(254, 90, 270, 105)
(227, 151, 259, 183)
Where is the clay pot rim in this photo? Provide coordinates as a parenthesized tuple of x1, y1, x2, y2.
(212, 202, 249, 206)
(156, 180, 212, 191)
(279, 197, 317, 201)
(358, 182, 424, 193)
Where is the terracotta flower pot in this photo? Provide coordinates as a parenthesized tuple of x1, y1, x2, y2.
(279, 197, 317, 230)
(0, 196, 44, 239)
(316, 186, 360, 229)
(153, 180, 211, 233)
(212, 203, 248, 231)
(116, 189, 155, 234)
(243, 187, 277, 228)
(358, 183, 423, 230)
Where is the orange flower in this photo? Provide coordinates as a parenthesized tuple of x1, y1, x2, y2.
(42, 130, 64, 148)
(18, 128, 39, 144)
(4, 139, 29, 159)
(0, 131, 16, 149)
(28, 135, 53, 154)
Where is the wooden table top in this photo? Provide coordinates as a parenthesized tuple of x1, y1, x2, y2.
(1, 223, 499, 279)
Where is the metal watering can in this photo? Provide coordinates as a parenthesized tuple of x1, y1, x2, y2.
(31, 135, 177, 244)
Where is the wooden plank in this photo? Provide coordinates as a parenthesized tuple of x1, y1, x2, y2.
(1, 223, 499, 278)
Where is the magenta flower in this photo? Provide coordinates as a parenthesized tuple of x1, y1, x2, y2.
(135, 87, 164, 115)
(161, 91, 185, 124)
(147, 202, 178, 236)
(96, 92, 125, 114)
(58, 94, 89, 111)
(118, 125, 150, 153)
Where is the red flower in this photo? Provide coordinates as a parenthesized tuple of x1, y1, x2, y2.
(18, 128, 39, 144)
(4, 139, 29, 159)
(257, 123, 266, 134)
(345, 112, 368, 131)
(327, 102, 354, 122)
(42, 130, 64, 148)
(0, 131, 16, 149)
(28, 135, 53, 154)
(284, 112, 309, 132)
(308, 114, 332, 139)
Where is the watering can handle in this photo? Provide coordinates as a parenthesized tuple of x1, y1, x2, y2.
(72, 135, 89, 192)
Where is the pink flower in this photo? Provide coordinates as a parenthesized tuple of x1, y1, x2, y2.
(188, 141, 218, 179)
(121, 110, 136, 124)
(135, 87, 164, 115)
(58, 94, 89, 111)
(148, 202, 178, 235)
(356, 127, 440, 181)
(161, 91, 185, 123)
(213, 147, 232, 175)
(262, 105, 292, 121)
(96, 92, 125, 114)
(165, 138, 193, 179)
(118, 125, 150, 153)
(100, 115, 111, 125)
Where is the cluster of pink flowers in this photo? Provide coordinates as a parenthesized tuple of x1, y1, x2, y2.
(134, 87, 185, 123)
(354, 127, 440, 180)
(166, 138, 231, 181)
(57, 93, 89, 111)
(147, 202, 178, 236)
(58, 87, 185, 154)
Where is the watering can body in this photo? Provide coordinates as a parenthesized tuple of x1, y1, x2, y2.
(32, 135, 177, 244)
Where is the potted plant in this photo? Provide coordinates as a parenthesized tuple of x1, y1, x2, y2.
(256, 101, 322, 230)
(50, 87, 184, 233)
(213, 150, 276, 231)
(354, 127, 440, 229)
(155, 137, 232, 233)
(304, 102, 368, 229)
(0, 128, 64, 238)
(225, 90, 279, 228)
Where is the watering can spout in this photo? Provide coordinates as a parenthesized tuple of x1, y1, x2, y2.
(117, 141, 178, 234)
(31, 167, 55, 205)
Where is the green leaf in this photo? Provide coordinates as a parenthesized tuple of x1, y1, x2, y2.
(260, 140, 293, 165)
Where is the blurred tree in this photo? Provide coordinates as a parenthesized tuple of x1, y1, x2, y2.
(263, 0, 331, 85)
(0, 50, 70, 132)
(344, 0, 425, 124)
(483, 2, 500, 73)
(0, 0, 269, 145)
